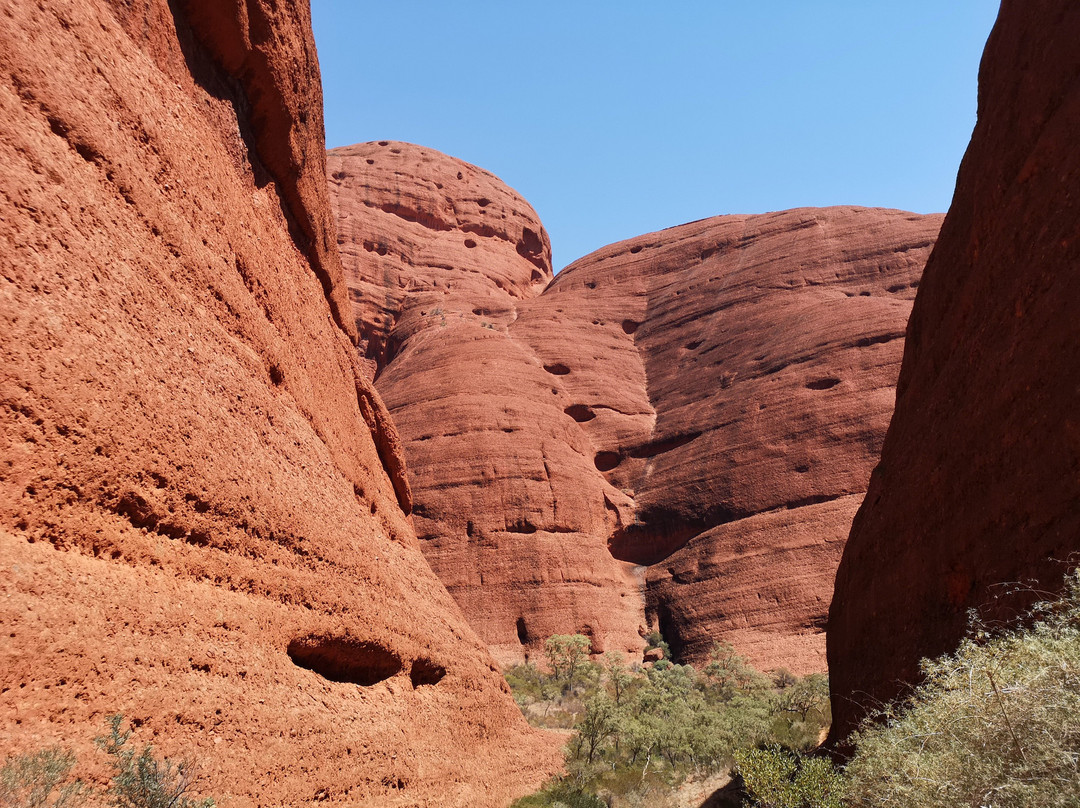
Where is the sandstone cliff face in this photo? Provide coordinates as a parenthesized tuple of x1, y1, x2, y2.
(828, 0, 1080, 743)
(0, 2, 559, 805)
(330, 141, 941, 674)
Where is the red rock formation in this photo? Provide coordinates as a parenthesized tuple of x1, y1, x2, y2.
(0, 2, 558, 805)
(330, 142, 941, 675)
(828, 0, 1080, 743)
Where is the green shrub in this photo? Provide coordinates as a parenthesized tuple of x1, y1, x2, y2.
(97, 715, 214, 808)
(644, 630, 672, 661)
(508, 635, 831, 806)
(735, 747, 843, 808)
(0, 748, 89, 808)
(544, 634, 592, 692)
(1, 717, 215, 808)
(843, 576, 1080, 807)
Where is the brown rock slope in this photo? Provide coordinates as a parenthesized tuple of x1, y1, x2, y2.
(330, 141, 941, 674)
(828, 0, 1080, 743)
(0, 2, 559, 806)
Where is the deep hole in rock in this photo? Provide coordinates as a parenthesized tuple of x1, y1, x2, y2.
(594, 451, 622, 472)
(464, 238, 477, 248)
(409, 658, 446, 687)
(507, 518, 538, 534)
(543, 362, 571, 376)
(565, 404, 596, 422)
(621, 319, 640, 335)
(806, 377, 841, 390)
(629, 245, 643, 254)
(287, 636, 402, 686)
(516, 617, 530, 644)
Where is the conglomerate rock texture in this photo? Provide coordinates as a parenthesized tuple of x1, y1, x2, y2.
(0, 2, 559, 805)
(828, 0, 1080, 743)
(330, 141, 942, 674)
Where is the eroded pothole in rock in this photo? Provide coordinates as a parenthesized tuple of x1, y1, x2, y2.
(287, 635, 402, 686)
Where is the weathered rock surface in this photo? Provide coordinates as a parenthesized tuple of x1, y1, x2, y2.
(828, 0, 1080, 743)
(0, 2, 558, 805)
(330, 142, 941, 674)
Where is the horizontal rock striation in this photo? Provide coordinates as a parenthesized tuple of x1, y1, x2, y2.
(331, 143, 941, 675)
(828, 0, 1080, 744)
(0, 3, 558, 805)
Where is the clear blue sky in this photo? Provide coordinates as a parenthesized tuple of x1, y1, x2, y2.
(312, 2, 1000, 271)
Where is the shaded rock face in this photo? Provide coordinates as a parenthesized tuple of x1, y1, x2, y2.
(0, 2, 559, 806)
(330, 141, 941, 674)
(828, 0, 1080, 743)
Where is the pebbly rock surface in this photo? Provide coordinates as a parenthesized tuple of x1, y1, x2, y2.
(828, 0, 1080, 743)
(0, 2, 560, 806)
(330, 142, 941, 674)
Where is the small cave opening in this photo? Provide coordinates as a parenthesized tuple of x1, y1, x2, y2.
(594, 451, 622, 472)
(621, 319, 641, 335)
(287, 636, 402, 687)
(409, 658, 446, 688)
(543, 362, 571, 376)
(564, 404, 596, 423)
(516, 617, 530, 645)
(805, 377, 841, 391)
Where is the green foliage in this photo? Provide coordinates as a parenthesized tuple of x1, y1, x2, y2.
(842, 576, 1080, 807)
(97, 715, 214, 808)
(735, 747, 844, 808)
(505, 661, 555, 704)
(508, 637, 831, 806)
(644, 630, 672, 661)
(509, 780, 607, 808)
(704, 642, 772, 702)
(0, 748, 89, 808)
(1, 717, 214, 808)
(544, 634, 592, 691)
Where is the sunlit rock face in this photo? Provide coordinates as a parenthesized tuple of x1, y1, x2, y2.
(0, 3, 560, 805)
(331, 140, 940, 675)
(828, 0, 1080, 744)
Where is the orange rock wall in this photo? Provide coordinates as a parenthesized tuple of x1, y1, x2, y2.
(828, 0, 1080, 743)
(330, 141, 941, 674)
(0, 2, 559, 805)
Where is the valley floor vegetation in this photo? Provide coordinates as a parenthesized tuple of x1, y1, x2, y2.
(512, 574, 1080, 808)
(507, 633, 830, 807)
(0, 715, 215, 808)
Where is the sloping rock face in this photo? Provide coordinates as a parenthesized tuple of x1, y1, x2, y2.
(0, 3, 559, 805)
(828, 0, 1080, 743)
(330, 143, 941, 674)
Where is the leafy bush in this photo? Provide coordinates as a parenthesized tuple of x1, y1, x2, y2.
(508, 637, 831, 806)
(735, 747, 843, 808)
(842, 576, 1080, 807)
(97, 715, 214, 808)
(737, 574, 1080, 808)
(0, 716, 215, 808)
(0, 748, 89, 808)
(544, 634, 592, 692)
